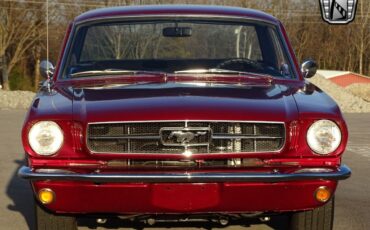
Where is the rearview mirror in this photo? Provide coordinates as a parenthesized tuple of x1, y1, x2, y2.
(163, 27, 192, 37)
(300, 59, 317, 78)
(40, 60, 55, 79)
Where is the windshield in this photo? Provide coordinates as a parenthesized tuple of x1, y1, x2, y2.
(63, 19, 294, 79)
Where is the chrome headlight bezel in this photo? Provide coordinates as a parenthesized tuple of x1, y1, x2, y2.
(306, 120, 342, 155)
(28, 121, 64, 156)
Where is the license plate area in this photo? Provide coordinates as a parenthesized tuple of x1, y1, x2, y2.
(151, 183, 220, 211)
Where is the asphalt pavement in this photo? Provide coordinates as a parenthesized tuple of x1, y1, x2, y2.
(1, 109, 369, 230)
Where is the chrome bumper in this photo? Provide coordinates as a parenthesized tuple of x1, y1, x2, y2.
(18, 165, 351, 183)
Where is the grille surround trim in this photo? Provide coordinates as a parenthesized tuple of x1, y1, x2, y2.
(86, 120, 286, 155)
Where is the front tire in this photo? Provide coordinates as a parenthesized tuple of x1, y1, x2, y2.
(290, 198, 334, 230)
(35, 201, 77, 230)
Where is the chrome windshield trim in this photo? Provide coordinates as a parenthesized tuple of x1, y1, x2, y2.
(58, 15, 286, 81)
(19, 165, 351, 183)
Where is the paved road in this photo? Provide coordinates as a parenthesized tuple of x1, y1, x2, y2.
(1, 109, 369, 230)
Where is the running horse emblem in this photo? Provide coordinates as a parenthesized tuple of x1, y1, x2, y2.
(168, 131, 207, 144)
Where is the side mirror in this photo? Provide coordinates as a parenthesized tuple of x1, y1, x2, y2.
(300, 59, 317, 78)
(40, 60, 55, 79)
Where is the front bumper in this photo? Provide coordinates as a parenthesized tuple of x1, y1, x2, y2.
(19, 165, 350, 214)
(18, 165, 351, 183)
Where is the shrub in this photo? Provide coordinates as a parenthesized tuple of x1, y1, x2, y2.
(9, 67, 34, 91)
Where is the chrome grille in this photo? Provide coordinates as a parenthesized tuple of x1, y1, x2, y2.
(87, 121, 285, 154)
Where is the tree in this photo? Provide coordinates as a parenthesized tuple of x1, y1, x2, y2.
(1, 0, 369, 92)
(352, 1, 370, 75)
(0, 1, 45, 90)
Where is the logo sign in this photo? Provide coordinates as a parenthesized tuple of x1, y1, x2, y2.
(319, 0, 358, 24)
(160, 127, 211, 147)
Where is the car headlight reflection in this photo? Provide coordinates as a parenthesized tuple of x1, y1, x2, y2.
(28, 121, 63, 156)
(306, 120, 341, 155)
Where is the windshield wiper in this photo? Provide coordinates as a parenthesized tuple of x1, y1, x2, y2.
(69, 69, 165, 78)
(175, 68, 270, 77)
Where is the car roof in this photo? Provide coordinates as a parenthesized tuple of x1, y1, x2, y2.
(74, 5, 279, 24)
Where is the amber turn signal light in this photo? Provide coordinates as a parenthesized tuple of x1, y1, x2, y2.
(38, 188, 55, 204)
(315, 186, 331, 203)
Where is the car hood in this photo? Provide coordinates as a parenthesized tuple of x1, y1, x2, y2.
(71, 82, 299, 123)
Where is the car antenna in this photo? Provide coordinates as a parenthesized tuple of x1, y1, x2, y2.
(46, 0, 51, 92)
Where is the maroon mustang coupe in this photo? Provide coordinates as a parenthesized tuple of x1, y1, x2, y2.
(19, 5, 351, 230)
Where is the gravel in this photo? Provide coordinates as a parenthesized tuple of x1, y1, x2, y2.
(309, 74, 370, 113)
(0, 90, 36, 109)
(345, 83, 370, 102)
(1, 75, 370, 112)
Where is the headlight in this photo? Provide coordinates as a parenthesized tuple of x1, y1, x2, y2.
(28, 121, 63, 156)
(306, 120, 341, 155)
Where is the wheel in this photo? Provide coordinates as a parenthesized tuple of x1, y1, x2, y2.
(35, 201, 77, 230)
(290, 197, 334, 230)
